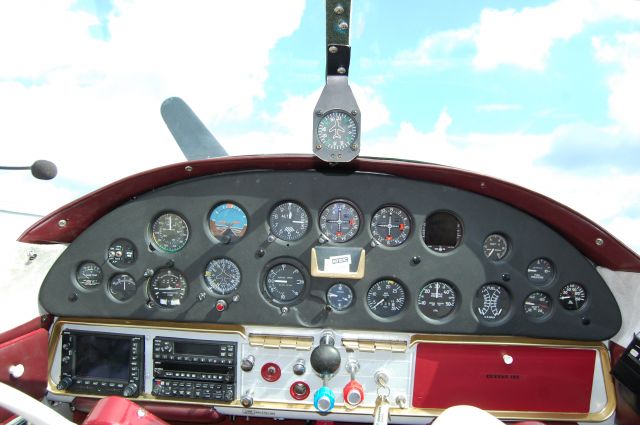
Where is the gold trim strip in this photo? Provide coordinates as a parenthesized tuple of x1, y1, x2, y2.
(342, 338, 407, 353)
(248, 334, 313, 350)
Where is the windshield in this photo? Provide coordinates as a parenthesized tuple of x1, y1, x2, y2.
(1, 0, 639, 253)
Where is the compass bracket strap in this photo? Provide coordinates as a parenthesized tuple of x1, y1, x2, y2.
(326, 0, 352, 77)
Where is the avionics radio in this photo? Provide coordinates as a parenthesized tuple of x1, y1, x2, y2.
(152, 337, 236, 402)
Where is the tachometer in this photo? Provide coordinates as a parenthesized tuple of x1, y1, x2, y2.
(483, 234, 509, 261)
(366, 279, 406, 318)
(203, 258, 241, 295)
(151, 212, 189, 252)
(417, 281, 457, 319)
(527, 258, 555, 285)
(209, 203, 248, 243)
(326, 283, 354, 311)
(76, 262, 103, 288)
(524, 291, 552, 320)
(559, 283, 587, 310)
(269, 201, 309, 241)
(473, 283, 511, 322)
(319, 200, 361, 243)
(108, 273, 137, 301)
(370, 205, 411, 247)
(149, 268, 188, 308)
(264, 263, 306, 304)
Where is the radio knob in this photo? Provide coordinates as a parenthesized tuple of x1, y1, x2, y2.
(123, 383, 138, 397)
(56, 377, 73, 390)
(241, 355, 255, 372)
(152, 384, 162, 396)
(224, 390, 234, 401)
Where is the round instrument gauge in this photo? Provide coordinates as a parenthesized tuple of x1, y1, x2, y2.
(149, 268, 188, 308)
(107, 239, 136, 267)
(326, 283, 354, 311)
(422, 211, 463, 253)
(319, 200, 361, 243)
(483, 234, 509, 261)
(269, 201, 309, 242)
(473, 283, 511, 322)
(527, 258, 555, 285)
(76, 262, 103, 288)
(316, 110, 358, 151)
(264, 263, 306, 304)
(151, 213, 189, 252)
(370, 206, 411, 247)
(366, 279, 406, 318)
(108, 274, 137, 301)
(209, 203, 248, 243)
(559, 283, 587, 310)
(417, 281, 457, 320)
(203, 258, 241, 295)
(524, 292, 552, 320)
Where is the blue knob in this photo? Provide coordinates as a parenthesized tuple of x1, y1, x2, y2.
(314, 386, 335, 412)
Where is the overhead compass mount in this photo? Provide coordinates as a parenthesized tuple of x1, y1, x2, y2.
(313, 0, 361, 163)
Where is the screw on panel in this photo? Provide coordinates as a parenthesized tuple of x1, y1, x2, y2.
(316, 144, 322, 150)
(351, 110, 358, 116)
(256, 249, 265, 258)
(58, 219, 67, 228)
(315, 109, 323, 116)
(197, 292, 206, 302)
(351, 143, 359, 151)
(334, 4, 344, 14)
(137, 409, 145, 418)
(185, 165, 193, 172)
(232, 294, 241, 303)
(337, 67, 347, 74)
(595, 238, 604, 246)
(281, 306, 289, 315)
(338, 21, 349, 30)
(329, 46, 338, 54)
(267, 235, 276, 243)
(26, 250, 37, 261)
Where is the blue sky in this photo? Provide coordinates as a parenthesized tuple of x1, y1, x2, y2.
(0, 0, 639, 251)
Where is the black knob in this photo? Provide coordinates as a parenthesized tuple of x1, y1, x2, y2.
(152, 385, 162, 396)
(61, 356, 71, 364)
(310, 334, 341, 376)
(123, 383, 138, 397)
(56, 377, 73, 390)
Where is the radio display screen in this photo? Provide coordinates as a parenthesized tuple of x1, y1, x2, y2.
(74, 334, 130, 381)
(174, 341, 221, 356)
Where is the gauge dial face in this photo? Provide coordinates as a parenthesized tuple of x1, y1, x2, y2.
(370, 206, 411, 247)
(203, 258, 241, 295)
(422, 211, 463, 253)
(107, 239, 136, 267)
(209, 203, 248, 243)
(483, 234, 509, 261)
(264, 263, 306, 304)
(149, 269, 188, 308)
(76, 262, 103, 288)
(151, 213, 189, 252)
(319, 201, 361, 243)
(524, 292, 552, 319)
(109, 274, 137, 301)
(473, 283, 511, 322)
(316, 110, 358, 151)
(366, 279, 406, 318)
(417, 281, 457, 319)
(559, 283, 587, 310)
(326, 283, 354, 311)
(269, 201, 309, 242)
(527, 258, 555, 285)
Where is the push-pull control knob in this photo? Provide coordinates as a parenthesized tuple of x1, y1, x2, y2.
(314, 386, 335, 413)
(293, 358, 306, 375)
(241, 355, 255, 372)
(343, 380, 364, 406)
(240, 392, 254, 408)
(56, 377, 73, 390)
(122, 383, 138, 397)
(310, 333, 341, 377)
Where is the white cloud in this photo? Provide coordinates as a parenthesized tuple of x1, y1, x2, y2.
(394, 0, 640, 71)
(593, 33, 640, 136)
(475, 104, 522, 112)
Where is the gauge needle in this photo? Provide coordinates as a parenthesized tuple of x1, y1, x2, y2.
(274, 279, 288, 283)
(292, 220, 305, 224)
(169, 215, 172, 231)
(328, 293, 338, 298)
(487, 248, 495, 256)
(525, 302, 536, 306)
(373, 299, 385, 309)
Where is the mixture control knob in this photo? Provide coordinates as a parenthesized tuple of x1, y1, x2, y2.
(314, 386, 335, 413)
(343, 380, 364, 406)
(56, 377, 73, 391)
(241, 355, 255, 372)
(122, 383, 138, 397)
(310, 334, 341, 377)
(240, 392, 254, 408)
(293, 358, 306, 375)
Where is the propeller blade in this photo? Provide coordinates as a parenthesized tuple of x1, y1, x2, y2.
(160, 97, 227, 160)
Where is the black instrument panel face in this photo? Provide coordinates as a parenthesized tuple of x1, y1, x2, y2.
(39, 171, 621, 340)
